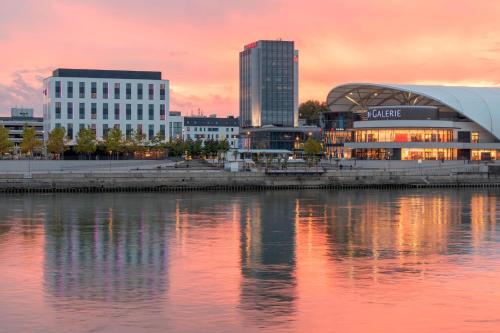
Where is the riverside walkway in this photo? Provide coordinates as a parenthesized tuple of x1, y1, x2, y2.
(0, 159, 498, 192)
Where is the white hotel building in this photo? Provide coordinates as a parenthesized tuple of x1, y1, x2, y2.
(43, 68, 169, 144)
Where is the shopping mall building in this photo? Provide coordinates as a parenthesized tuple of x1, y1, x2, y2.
(322, 83, 500, 161)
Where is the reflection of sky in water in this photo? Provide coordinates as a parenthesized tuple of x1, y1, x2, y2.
(0, 190, 498, 333)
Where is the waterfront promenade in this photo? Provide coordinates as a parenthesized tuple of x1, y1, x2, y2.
(0, 159, 498, 192)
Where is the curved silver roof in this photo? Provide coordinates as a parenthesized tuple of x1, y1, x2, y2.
(326, 83, 500, 139)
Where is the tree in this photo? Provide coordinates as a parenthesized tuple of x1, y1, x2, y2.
(104, 127, 124, 159)
(217, 139, 230, 162)
(303, 137, 322, 166)
(0, 126, 13, 158)
(46, 127, 67, 159)
(150, 132, 165, 150)
(299, 100, 329, 126)
(20, 125, 42, 157)
(75, 127, 97, 159)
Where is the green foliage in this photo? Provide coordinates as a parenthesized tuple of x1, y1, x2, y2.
(149, 132, 165, 150)
(304, 137, 322, 156)
(75, 127, 97, 158)
(304, 137, 322, 167)
(0, 126, 13, 157)
(46, 127, 67, 158)
(20, 125, 42, 156)
(104, 127, 125, 157)
(299, 100, 329, 126)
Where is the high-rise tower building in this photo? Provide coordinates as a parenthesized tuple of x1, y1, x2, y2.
(239, 40, 298, 128)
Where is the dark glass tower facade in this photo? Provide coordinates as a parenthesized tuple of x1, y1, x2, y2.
(239, 40, 298, 128)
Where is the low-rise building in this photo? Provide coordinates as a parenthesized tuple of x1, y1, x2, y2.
(240, 125, 321, 151)
(43, 68, 170, 144)
(0, 108, 44, 150)
(324, 83, 500, 160)
(168, 111, 183, 141)
(183, 115, 239, 147)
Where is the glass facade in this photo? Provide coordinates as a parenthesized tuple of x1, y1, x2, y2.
(240, 40, 297, 127)
(402, 148, 456, 160)
(355, 129, 453, 143)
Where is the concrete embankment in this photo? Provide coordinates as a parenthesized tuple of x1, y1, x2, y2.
(1, 166, 500, 192)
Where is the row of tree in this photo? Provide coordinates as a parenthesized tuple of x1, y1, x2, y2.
(0, 125, 233, 160)
(0, 126, 42, 158)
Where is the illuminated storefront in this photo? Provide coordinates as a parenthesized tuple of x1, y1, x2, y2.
(324, 83, 500, 161)
(355, 129, 453, 143)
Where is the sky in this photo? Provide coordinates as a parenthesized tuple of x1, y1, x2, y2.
(1, 0, 500, 117)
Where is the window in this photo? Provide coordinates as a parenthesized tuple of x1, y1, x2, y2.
(114, 83, 120, 99)
(67, 123, 73, 140)
(126, 124, 132, 138)
(126, 104, 131, 120)
(126, 83, 131, 99)
(114, 103, 120, 120)
(148, 124, 154, 139)
(91, 82, 97, 99)
(137, 83, 143, 100)
(67, 82, 73, 98)
(160, 124, 165, 138)
(55, 102, 61, 119)
(472, 132, 479, 143)
(148, 84, 154, 100)
(103, 82, 109, 99)
(67, 102, 73, 119)
(90, 124, 96, 134)
(79, 103, 85, 119)
(148, 104, 154, 120)
(137, 104, 143, 120)
(103, 103, 108, 120)
(160, 104, 166, 120)
(103, 124, 109, 138)
(55, 81, 61, 98)
(79, 124, 85, 132)
(55, 123, 61, 128)
(91, 103, 97, 119)
(79, 82, 85, 98)
(137, 124, 143, 135)
(160, 83, 166, 100)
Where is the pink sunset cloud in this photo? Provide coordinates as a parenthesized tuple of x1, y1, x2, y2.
(1, 0, 500, 116)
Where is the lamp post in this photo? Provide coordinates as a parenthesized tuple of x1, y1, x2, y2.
(109, 150, 112, 172)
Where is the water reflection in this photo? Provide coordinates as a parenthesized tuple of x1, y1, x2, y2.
(0, 189, 498, 332)
(42, 196, 170, 304)
(239, 192, 297, 326)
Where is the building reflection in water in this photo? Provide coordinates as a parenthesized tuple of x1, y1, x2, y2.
(292, 189, 499, 285)
(239, 192, 297, 326)
(42, 195, 171, 306)
(0, 189, 498, 331)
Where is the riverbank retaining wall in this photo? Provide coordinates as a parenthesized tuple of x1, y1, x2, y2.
(0, 168, 499, 192)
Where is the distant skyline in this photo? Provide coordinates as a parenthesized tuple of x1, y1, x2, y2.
(1, 0, 500, 117)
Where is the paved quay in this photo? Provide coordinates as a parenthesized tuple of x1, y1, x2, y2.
(0, 160, 499, 192)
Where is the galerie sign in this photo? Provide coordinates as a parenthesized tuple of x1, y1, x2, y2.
(366, 106, 438, 121)
(367, 108, 402, 120)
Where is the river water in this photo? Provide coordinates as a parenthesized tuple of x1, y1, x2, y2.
(0, 189, 499, 333)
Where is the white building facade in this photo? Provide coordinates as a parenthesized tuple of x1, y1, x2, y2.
(168, 111, 183, 141)
(183, 116, 239, 148)
(43, 69, 169, 144)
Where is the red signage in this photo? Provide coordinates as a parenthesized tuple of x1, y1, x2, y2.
(244, 42, 257, 50)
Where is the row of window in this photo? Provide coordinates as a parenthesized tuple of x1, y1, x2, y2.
(55, 123, 165, 140)
(185, 127, 236, 132)
(185, 134, 238, 141)
(54, 102, 166, 121)
(53, 81, 166, 100)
